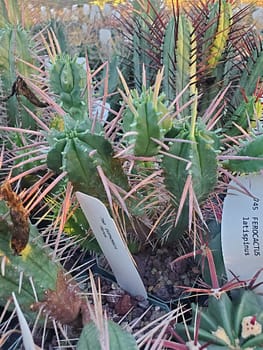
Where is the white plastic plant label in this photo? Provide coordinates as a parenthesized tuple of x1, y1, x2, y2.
(221, 174, 263, 288)
(76, 192, 147, 299)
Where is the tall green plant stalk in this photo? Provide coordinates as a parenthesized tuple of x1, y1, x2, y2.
(0, 0, 46, 129)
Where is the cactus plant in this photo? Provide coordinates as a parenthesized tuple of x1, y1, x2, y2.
(47, 115, 129, 199)
(163, 13, 197, 117)
(49, 54, 88, 120)
(0, 182, 87, 326)
(46, 60, 223, 242)
(119, 68, 173, 157)
(223, 134, 263, 174)
(162, 119, 219, 239)
(170, 242, 263, 349)
(176, 290, 263, 349)
(0, 25, 40, 128)
(111, 0, 263, 133)
(117, 65, 220, 239)
(0, 0, 47, 129)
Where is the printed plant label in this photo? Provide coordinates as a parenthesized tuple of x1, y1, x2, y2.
(76, 192, 147, 299)
(222, 174, 263, 287)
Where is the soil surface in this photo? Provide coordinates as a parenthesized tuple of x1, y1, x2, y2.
(95, 245, 200, 331)
(1, 243, 200, 349)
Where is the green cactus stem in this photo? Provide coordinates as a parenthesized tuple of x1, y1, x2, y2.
(120, 69, 173, 157)
(47, 115, 129, 199)
(162, 120, 219, 239)
(0, 25, 38, 128)
(163, 13, 197, 116)
(0, 182, 86, 325)
(225, 95, 263, 136)
(49, 54, 87, 120)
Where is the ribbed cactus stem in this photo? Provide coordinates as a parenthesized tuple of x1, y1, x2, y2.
(0, 25, 38, 128)
(0, 182, 88, 325)
(176, 290, 263, 348)
(190, 96, 197, 140)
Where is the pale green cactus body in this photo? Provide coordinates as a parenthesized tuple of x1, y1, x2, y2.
(162, 120, 219, 238)
(122, 87, 172, 157)
(163, 14, 197, 117)
(47, 115, 129, 198)
(0, 25, 37, 128)
(49, 55, 87, 120)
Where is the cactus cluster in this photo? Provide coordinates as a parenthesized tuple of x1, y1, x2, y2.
(47, 57, 220, 240)
(1, 0, 263, 348)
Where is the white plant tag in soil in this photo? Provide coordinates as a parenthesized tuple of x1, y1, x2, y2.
(76, 192, 147, 299)
(222, 174, 263, 289)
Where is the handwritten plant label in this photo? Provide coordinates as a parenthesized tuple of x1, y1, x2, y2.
(76, 192, 147, 299)
(221, 174, 263, 289)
